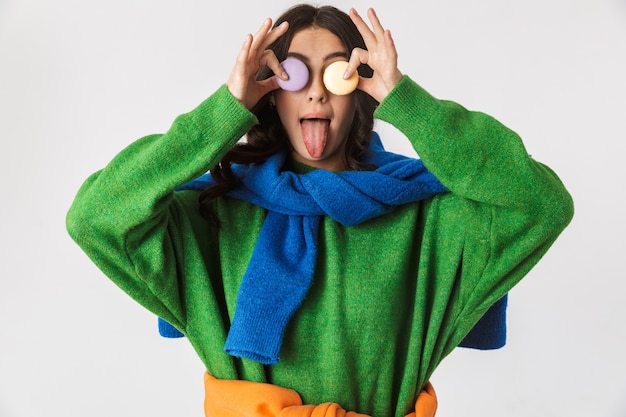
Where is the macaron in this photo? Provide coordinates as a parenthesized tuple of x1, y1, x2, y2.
(323, 61, 358, 95)
(276, 58, 309, 92)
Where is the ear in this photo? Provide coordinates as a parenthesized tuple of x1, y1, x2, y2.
(269, 93, 276, 108)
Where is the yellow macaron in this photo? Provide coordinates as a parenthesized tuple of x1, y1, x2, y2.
(323, 61, 358, 95)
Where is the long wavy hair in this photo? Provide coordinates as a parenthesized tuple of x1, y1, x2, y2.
(199, 4, 379, 220)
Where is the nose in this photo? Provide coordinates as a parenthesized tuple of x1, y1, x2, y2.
(307, 73, 328, 103)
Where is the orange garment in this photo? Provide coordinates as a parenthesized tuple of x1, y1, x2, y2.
(204, 372, 437, 417)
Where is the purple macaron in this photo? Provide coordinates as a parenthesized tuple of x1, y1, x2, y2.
(277, 58, 309, 92)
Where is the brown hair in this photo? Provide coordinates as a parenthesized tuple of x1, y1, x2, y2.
(199, 4, 378, 219)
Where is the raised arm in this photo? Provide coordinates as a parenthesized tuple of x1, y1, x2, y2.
(66, 17, 295, 330)
(65, 86, 256, 328)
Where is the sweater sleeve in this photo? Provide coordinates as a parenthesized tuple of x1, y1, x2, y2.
(374, 76, 574, 346)
(66, 85, 257, 330)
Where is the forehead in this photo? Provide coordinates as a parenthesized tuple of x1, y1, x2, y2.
(288, 27, 347, 59)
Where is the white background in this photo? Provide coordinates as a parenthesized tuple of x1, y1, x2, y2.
(1, 0, 625, 416)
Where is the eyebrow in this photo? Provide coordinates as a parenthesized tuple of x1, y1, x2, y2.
(286, 51, 349, 62)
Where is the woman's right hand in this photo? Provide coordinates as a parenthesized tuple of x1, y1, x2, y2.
(347, 8, 403, 103)
(227, 18, 289, 110)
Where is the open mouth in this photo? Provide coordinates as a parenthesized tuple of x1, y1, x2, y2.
(300, 118, 330, 158)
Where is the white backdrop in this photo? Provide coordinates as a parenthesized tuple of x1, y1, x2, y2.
(1, 0, 625, 416)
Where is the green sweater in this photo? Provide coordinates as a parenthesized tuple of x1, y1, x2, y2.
(66, 76, 573, 417)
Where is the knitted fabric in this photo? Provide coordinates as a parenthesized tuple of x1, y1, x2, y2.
(158, 287, 508, 349)
(160, 135, 509, 353)
(67, 79, 573, 415)
(176, 134, 447, 364)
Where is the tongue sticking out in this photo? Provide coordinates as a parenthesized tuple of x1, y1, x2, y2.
(301, 119, 329, 158)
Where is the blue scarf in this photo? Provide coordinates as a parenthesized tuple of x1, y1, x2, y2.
(162, 133, 507, 363)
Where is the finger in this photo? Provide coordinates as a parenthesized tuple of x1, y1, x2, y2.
(384, 28, 396, 47)
(262, 21, 289, 51)
(344, 47, 368, 79)
(237, 33, 253, 65)
(226, 34, 254, 103)
(250, 19, 289, 62)
(248, 18, 274, 58)
(367, 8, 386, 39)
(383, 29, 398, 62)
(230, 33, 253, 80)
(349, 8, 376, 47)
(260, 49, 288, 80)
(257, 21, 289, 80)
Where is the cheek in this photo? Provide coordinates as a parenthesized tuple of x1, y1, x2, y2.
(334, 97, 357, 129)
(275, 93, 300, 122)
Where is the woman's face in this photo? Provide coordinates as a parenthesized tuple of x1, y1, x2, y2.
(274, 27, 357, 172)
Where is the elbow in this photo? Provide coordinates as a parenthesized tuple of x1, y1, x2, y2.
(66, 180, 105, 250)
(529, 162, 575, 234)
(66, 172, 99, 245)
(552, 188, 574, 232)
(533, 182, 574, 237)
(66, 196, 92, 247)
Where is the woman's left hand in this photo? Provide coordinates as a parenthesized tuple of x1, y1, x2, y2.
(346, 8, 403, 103)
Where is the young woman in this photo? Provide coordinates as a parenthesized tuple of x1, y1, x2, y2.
(66, 4, 573, 417)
